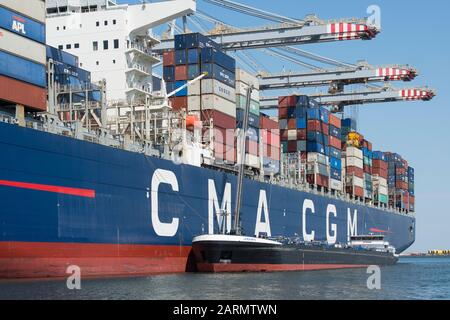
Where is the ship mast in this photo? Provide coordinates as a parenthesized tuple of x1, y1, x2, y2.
(233, 85, 254, 235)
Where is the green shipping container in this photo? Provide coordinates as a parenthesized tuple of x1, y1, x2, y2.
(236, 94, 260, 115)
(281, 141, 288, 154)
(375, 194, 388, 204)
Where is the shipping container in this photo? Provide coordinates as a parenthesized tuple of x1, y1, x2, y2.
(341, 118, 357, 131)
(329, 125, 341, 138)
(0, 50, 46, 87)
(1, 0, 46, 23)
(235, 68, 260, 90)
(307, 120, 329, 134)
(0, 6, 45, 44)
(260, 115, 278, 130)
(199, 94, 237, 118)
(306, 142, 328, 155)
(345, 156, 364, 168)
(201, 79, 235, 102)
(345, 146, 363, 159)
(329, 114, 341, 128)
(307, 174, 329, 188)
(297, 129, 306, 140)
(169, 96, 188, 111)
(46, 45, 78, 67)
(174, 65, 188, 81)
(184, 33, 221, 50)
(201, 63, 235, 87)
(346, 175, 364, 188)
(307, 107, 329, 123)
(328, 136, 341, 149)
(236, 81, 260, 101)
(307, 152, 328, 165)
(0, 75, 46, 111)
(174, 80, 187, 96)
(307, 131, 329, 146)
(162, 51, 175, 66)
(329, 157, 342, 170)
(235, 94, 260, 115)
(175, 50, 187, 65)
(187, 48, 200, 64)
(236, 109, 260, 128)
(187, 64, 200, 80)
(201, 47, 235, 72)
(201, 109, 236, 129)
(329, 147, 342, 159)
(163, 66, 175, 82)
(330, 179, 342, 191)
(345, 166, 364, 178)
(330, 167, 341, 181)
(187, 79, 200, 96)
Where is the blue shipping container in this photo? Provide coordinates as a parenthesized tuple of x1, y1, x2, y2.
(307, 142, 328, 155)
(372, 151, 386, 161)
(187, 64, 200, 80)
(184, 33, 221, 50)
(201, 63, 235, 87)
(329, 125, 341, 138)
(174, 34, 186, 50)
(0, 50, 46, 87)
(201, 47, 235, 72)
(307, 107, 329, 124)
(329, 157, 342, 170)
(175, 50, 187, 65)
(330, 167, 341, 181)
(175, 81, 188, 97)
(307, 131, 328, 146)
(163, 66, 175, 82)
(341, 118, 357, 130)
(0, 6, 45, 44)
(46, 46, 78, 67)
(165, 81, 175, 94)
(187, 48, 200, 64)
(329, 147, 341, 159)
(237, 109, 260, 128)
(296, 118, 307, 129)
(296, 106, 307, 118)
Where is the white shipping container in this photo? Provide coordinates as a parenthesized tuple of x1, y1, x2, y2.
(346, 175, 364, 188)
(372, 175, 387, 187)
(187, 80, 200, 96)
(187, 95, 201, 111)
(1, 0, 46, 23)
(307, 152, 329, 165)
(236, 81, 260, 101)
(0, 29, 46, 64)
(377, 185, 388, 195)
(245, 154, 260, 169)
(201, 79, 236, 102)
(199, 94, 237, 118)
(235, 68, 260, 89)
(345, 146, 363, 159)
(287, 129, 297, 141)
(346, 156, 363, 168)
(330, 179, 342, 191)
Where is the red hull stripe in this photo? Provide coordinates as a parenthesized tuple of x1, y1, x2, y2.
(369, 227, 391, 234)
(0, 242, 192, 279)
(197, 263, 369, 273)
(0, 180, 95, 198)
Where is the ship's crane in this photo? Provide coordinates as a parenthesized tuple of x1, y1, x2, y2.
(259, 64, 418, 91)
(260, 87, 436, 111)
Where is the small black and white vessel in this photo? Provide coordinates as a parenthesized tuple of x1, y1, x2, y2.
(191, 87, 398, 273)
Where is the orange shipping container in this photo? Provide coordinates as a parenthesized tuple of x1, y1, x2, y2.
(0, 75, 46, 111)
(329, 114, 341, 128)
(163, 51, 175, 66)
(175, 65, 188, 81)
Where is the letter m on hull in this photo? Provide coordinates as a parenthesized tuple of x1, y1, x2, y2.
(208, 179, 232, 234)
(347, 208, 358, 241)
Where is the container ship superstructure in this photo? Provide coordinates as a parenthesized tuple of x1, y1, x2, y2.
(0, 0, 432, 278)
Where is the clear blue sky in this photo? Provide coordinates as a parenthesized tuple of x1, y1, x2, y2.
(121, 0, 449, 252)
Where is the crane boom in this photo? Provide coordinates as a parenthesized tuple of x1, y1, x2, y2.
(259, 88, 436, 110)
(259, 66, 418, 90)
(154, 21, 379, 52)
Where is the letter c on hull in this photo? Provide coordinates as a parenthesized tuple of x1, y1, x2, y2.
(151, 169, 179, 237)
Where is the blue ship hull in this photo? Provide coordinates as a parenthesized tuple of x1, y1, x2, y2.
(0, 122, 415, 278)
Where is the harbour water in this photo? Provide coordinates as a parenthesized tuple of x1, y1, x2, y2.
(0, 257, 449, 300)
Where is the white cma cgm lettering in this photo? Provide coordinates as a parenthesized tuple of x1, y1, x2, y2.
(254, 190, 271, 237)
(151, 169, 179, 237)
(208, 179, 232, 234)
(326, 204, 337, 245)
(302, 199, 315, 242)
(12, 21, 26, 35)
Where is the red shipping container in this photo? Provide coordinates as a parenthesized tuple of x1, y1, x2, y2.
(170, 97, 188, 111)
(201, 110, 236, 129)
(268, 130, 280, 148)
(395, 181, 408, 190)
(0, 75, 46, 111)
(288, 118, 296, 130)
(287, 141, 297, 153)
(207, 127, 235, 146)
(346, 166, 364, 178)
(329, 136, 341, 149)
(410, 196, 415, 205)
(175, 65, 188, 81)
(297, 129, 306, 140)
(278, 108, 287, 119)
(329, 114, 341, 128)
(265, 145, 280, 160)
(372, 160, 388, 170)
(363, 164, 372, 174)
(163, 51, 175, 66)
(307, 120, 329, 134)
(396, 167, 406, 175)
(260, 116, 279, 130)
(307, 174, 329, 188)
(372, 168, 387, 179)
(278, 96, 297, 108)
(346, 186, 364, 197)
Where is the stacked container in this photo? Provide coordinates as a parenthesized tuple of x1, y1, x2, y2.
(260, 114, 280, 175)
(328, 114, 343, 191)
(408, 167, 415, 211)
(163, 33, 237, 164)
(0, 0, 47, 111)
(235, 69, 260, 169)
(342, 145, 364, 198)
(386, 152, 409, 211)
(361, 139, 373, 200)
(372, 151, 389, 206)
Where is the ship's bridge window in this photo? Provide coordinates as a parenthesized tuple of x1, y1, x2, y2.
(96, 21, 100, 27)
(66, 44, 71, 49)
(93, 42, 98, 51)
(104, 21, 108, 26)
(113, 20, 117, 25)
(103, 40, 109, 50)
(74, 43, 80, 49)
(114, 39, 119, 49)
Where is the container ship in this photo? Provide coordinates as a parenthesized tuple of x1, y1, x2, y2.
(0, 0, 431, 279)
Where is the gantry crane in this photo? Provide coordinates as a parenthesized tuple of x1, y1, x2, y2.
(260, 87, 436, 111)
